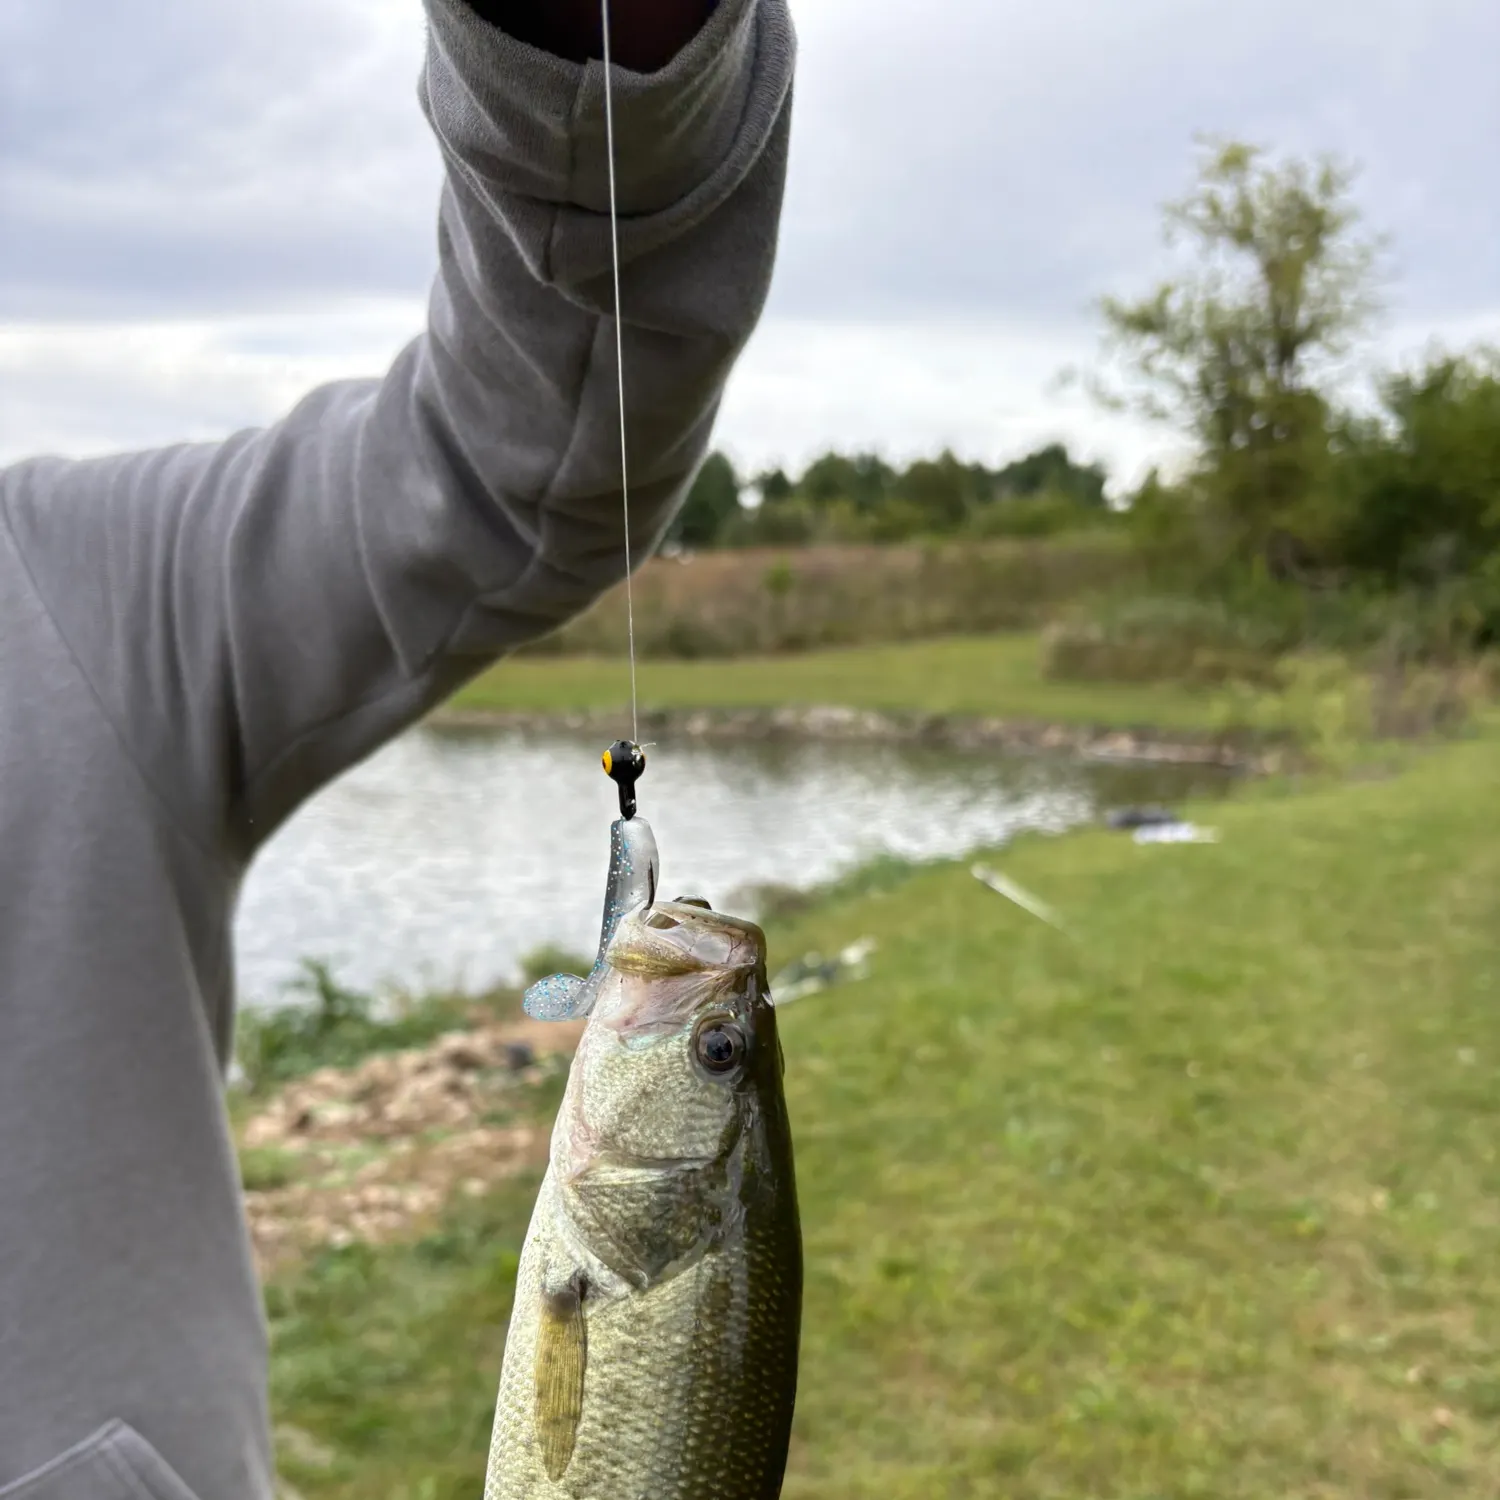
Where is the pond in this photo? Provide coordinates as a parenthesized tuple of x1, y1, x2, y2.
(234, 725, 1233, 1007)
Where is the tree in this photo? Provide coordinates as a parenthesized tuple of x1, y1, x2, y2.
(669, 451, 740, 547)
(992, 443, 1108, 508)
(1090, 137, 1384, 573)
(797, 452, 895, 513)
(1338, 350, 1500, 588)
(754, 467, 794, 504)
(894, 451, 973, 529)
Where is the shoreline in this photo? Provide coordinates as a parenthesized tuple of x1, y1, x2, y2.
(429, 702, 1276, 773)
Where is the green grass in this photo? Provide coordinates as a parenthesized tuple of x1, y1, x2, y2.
(234, 960, 522, 1095)
(773, 730, 1500, 1498)
(265, 1183, 538, 1499)
(240, 1146, 301, 1193)
(451, 635, 1230, 734)
(263, 726, 1500, 1497)
(236, 963, 470, 1094)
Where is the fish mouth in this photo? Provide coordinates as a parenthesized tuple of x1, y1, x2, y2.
(521, 817, 768, 1022)
(610, 900, 767, 981)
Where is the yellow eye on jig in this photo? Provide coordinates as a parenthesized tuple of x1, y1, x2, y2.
(602, 739, 646, 820)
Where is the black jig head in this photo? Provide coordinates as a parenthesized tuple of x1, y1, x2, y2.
(602, 740, 646, 820)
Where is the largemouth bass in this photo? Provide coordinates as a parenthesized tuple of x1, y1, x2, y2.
(486, 820, 802, 1498)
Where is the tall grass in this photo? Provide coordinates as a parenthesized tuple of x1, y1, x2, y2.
(521, 537, 1140, 659)
(234, 962, 475, 1094)
(1042, 583, 1500, 726)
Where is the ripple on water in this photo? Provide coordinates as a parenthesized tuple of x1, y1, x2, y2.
(234, 726, 1231, 1008)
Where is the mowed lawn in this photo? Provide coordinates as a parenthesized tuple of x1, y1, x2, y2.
(265, 727, 1500, 1498)
(449, 635, 1229, 734)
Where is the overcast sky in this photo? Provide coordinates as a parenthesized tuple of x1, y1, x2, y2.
(3, 0, 1496, 489)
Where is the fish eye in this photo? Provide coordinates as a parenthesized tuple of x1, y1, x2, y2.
(694, 1020, 746, 1077)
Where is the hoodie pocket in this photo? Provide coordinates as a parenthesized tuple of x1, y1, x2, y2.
(0, 1421, 201, 1500)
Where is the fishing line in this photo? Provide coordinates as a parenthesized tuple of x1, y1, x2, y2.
(600, 0, 640, 748)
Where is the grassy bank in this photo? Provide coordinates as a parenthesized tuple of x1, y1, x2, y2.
(453, 634, 1230, 735)
(256, 721, 1500, 1497)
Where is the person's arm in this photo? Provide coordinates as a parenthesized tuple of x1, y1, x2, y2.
(0, 0, 794, 850)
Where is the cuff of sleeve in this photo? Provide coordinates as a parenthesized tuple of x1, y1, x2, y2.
(422, 0, 790, 218)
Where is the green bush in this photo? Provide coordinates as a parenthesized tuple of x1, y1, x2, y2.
(235, 961, 471, 1094)
(969, 491, 1118, 540)
(667, 452, 741, 548)
(1041, 596, 1284, 687)
(720, 497, 819, 548)
(240, 1146, 300, 1193)
(1041, 576, 1500, 692)
(1209, 653, 1494, 764)
(1118, 351, 1500, 656)
(1337, 353, 1500, 589)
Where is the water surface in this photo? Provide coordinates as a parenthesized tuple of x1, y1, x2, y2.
(234, 726, 1230, 1006)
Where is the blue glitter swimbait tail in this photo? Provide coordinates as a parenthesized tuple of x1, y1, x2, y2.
(523, 817, 659, 1021)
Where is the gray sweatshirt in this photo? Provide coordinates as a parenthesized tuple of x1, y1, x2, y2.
(0, 1, 793, 1494)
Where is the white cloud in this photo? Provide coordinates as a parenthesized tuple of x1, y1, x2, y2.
(0, 303, 1176, 486)
(0, 303, 423, 463)
(11, 302, 1493, 493)
(771, 0, 1500, 322)
(1, 0, 438, 318)
(2, 0, 1497, 478)
(717, 315, 1182, 490)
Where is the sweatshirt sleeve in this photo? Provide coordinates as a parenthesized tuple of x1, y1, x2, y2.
(0, 0, 794, 851)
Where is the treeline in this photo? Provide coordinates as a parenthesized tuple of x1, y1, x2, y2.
(651, 134, 1500, 696)
(1078, 138, 1500, 658)
(1124, 350, 1500, 652)
(669, 441, 1114, 549)
(525, 534, 1138, 660)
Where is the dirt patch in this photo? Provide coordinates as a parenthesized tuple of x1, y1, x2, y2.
(239, 1018, 585, 1275)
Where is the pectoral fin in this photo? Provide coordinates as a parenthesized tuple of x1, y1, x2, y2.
(534, 1281, 587, 1480)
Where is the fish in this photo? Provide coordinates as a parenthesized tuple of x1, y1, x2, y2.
(487, 818, 802, 1498)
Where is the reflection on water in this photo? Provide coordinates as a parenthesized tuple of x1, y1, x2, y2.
(234, 725, 1231, 1007)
